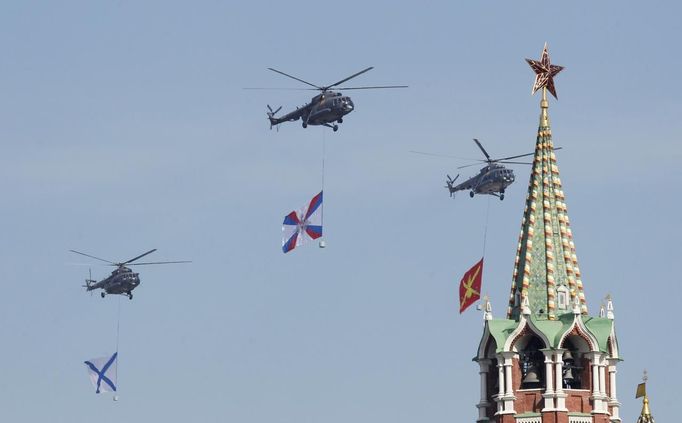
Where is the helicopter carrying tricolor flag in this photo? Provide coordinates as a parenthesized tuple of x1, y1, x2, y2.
(84, 352, 118, 394)
(282, 191, 323, 253)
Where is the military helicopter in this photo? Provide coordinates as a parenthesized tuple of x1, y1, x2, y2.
(413, 139, 561, 200)
(248, 67, 407, 132)
(69, 249, 190, 299)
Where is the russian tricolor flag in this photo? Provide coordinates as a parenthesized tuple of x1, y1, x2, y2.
(282, 191, 323, 253)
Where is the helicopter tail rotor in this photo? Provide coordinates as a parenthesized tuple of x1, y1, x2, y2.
(266, 104, 282, 130)
(445, 174, 460, 197)
(83, 268, 96, 292)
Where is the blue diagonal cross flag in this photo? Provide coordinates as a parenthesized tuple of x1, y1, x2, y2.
(84, 352, 118, 394)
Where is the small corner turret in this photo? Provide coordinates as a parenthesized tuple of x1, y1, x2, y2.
(636, 371, 655, 423)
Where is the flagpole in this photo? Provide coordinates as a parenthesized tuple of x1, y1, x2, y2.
(321, 130, 326, 195)
(482, 195, 491, 258)
(319, 130, 326, 248)
(116, 296, 121, 352)
(115, 296, 121, 399)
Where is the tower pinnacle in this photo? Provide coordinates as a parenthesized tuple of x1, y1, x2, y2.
(636, 371, 655, 423)
(507, 45, 586, 320)
(526, 42, 564, 99)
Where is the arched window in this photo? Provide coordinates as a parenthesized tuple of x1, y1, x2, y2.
(518, 336, 545, 389)
(561, 336, 590, 389)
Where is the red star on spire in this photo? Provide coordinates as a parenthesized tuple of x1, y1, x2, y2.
(526, 43, 564, 99)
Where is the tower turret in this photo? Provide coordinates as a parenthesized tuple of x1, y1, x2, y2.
(635, 372, 655, 423)
(473, 45, 622, 423)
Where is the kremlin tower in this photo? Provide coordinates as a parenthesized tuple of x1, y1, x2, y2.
(473, 45, 622, 423)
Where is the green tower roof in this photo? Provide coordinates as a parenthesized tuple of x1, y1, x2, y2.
(506, 89, 587, 321)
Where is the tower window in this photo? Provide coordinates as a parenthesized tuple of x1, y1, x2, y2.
(557, 285, 569, 310)
(562, 337, 587, 389)
(520, 337, 545, 389)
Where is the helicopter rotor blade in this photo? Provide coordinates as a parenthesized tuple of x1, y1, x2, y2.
(69, 250, 115, 265)
(490, 152, 535, 161)
(409, 151, 482, 161)
(121, 249, 158, 265)
(448, 174, 460, 183)
(127, 260, 192, 266)
(324, 67, 374, 90)
(473, 139, 491, 161)
(266, 105, 282, 115)
(243, 87, 315, 90)
(490, 147, 562, 162)
(496, 161, 533, 165)
(457, 162, 483, 170)
(267, 68, 322, 90)
(333, 85, 408, 90)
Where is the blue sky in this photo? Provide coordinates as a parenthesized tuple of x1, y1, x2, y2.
(1, 1, 680, 422)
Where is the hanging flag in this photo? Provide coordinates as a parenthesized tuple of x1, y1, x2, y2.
(459, 258, 483, 313)
(636, 382, 646, 398)
(282, 191, 323, 253)
(84, 352, 118, 394)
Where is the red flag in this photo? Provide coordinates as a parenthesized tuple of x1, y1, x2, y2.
(459, 258, 483, 313)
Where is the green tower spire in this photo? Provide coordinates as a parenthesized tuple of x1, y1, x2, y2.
(474, 46, 622, 423)
(507, 45, 586, 320)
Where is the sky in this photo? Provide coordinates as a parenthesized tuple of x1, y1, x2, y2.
(1, 1, 680, 422)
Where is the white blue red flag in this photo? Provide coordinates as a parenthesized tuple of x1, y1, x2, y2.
(84, 352, 118, 394)
(282, 191, 323, 253)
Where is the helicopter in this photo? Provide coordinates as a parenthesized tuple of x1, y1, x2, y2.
(248, 67, 407, 132)
(413, 139, 561, 201)
(69, 249, 190, 299)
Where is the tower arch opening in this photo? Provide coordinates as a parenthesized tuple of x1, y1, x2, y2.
(514, 335, 546, 390)
(560, 335, 590, 390)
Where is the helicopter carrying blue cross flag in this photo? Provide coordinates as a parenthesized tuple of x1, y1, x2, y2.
(69, 249, 191, 300)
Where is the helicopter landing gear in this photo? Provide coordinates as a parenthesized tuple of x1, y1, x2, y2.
(500, 193, 505, 201)
(322, 122, 339, 132)
(127, 292, 133, 300)
(101, 292, 106, 298)
(302, 122, 307, 128)
(337, 118, 343, 124)
(469, 191, 475, 198)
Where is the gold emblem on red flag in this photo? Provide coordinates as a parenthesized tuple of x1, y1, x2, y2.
(459, 258, 484, 313)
